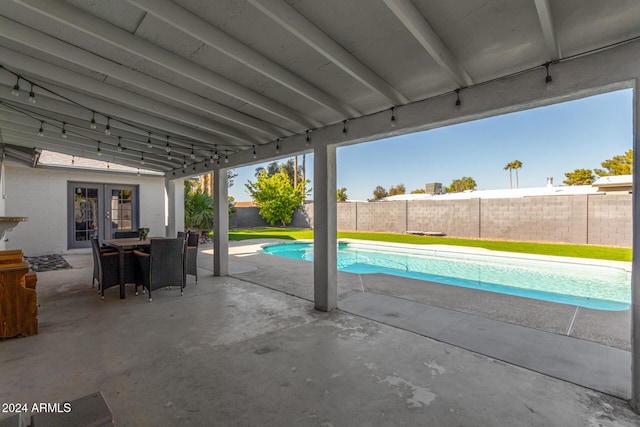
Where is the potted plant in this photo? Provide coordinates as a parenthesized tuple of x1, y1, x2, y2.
(138, 227, 149, 241)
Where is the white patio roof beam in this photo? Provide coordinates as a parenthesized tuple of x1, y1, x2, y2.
(3, 130, 172, 171)
(0, 117, 179, 167)
(382, 0, 474, 88)
(0, 47, 249, 145)
(0, 82, 217, 157)
(248, 0, 409, 106)
(127, 0, 359, 119)
(533, 0, 561, 60)
(12, 0, 319, 129)
(0, 109, 197, 163)
(0, 17, 281, 140)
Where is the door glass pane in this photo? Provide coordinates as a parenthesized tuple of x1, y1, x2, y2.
(110, 189, 134, 233)
(73, 186, 99, 243)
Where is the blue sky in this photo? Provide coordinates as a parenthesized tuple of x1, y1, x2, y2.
(229, 89, 633, 202)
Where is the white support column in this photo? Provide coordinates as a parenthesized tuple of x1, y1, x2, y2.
(313, 144, 337, 311)
(165, 178, 184, 238)
(213, 168, 229, 276)
(631, 80, 640, 412)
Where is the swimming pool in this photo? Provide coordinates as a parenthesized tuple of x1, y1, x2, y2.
(262, 241, 631, 311)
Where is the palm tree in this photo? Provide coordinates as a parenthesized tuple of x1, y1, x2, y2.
(504, 160, 523, 189)
(512, 160, 523, 188)
(504, 162, 514, 189)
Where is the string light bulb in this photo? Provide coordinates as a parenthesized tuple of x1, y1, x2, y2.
(97, 141, 102, 156)
(117, 137, 123, 152)
(90, 111, 97, 129)
(165, 136, 171, 152)
(28, 84, 36, 103)
(252, 145, 257, 159)
(455, 89, 461, 107)
(190, 144, 195, 159)
(342, 120, 348, 139)
(140, 152, 145, 165)
(147, 132, 153, 149)
(137, 168, 140, 176)
(306, 130, 311, 146)
(104, 117, 111, 135)
(11, 76, 19, 96)
(224, 150, 229, 163)
(61, 122, 67, 139)
(38, 121, 44, 137)
(276, 138, 280, 154)
(214, 144, 219, 160)
(545, 62, 553, 90)
(390, 107, 396, 127)
(182, 157, 187, 170)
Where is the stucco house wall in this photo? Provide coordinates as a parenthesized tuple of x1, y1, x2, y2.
(3, 159, 167, 256)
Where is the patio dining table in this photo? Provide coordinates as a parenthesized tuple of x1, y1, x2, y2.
(103, 237, 153, 299)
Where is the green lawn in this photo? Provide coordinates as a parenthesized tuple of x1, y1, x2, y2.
(227, 228, 632, 262)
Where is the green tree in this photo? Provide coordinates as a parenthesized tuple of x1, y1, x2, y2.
(184, 171, 237, 231)
(388, 183, 406, 196)
(185, 188, 213, 230)
(245, 171, 309, 226)
(337, 187, 348, 202)
(372, 185, 388, 200)
(410, 188, 426, 194)
(255, 159, 303, 184)
(445, 176, 477, 193)
(595, 149, 633, 177)
(563, 168, 595, 185)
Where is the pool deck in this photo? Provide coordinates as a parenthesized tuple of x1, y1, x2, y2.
(1, 240, 637, 426)
(223, 239, 632, 398)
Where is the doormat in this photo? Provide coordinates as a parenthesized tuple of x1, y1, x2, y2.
(25, 254, 72, 272)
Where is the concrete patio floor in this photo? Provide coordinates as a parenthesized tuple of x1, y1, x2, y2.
(1, 242, 638, 426)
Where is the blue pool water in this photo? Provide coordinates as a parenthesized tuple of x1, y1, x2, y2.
(262, 242, 631, 311)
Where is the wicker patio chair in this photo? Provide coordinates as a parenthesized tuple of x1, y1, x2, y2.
(91, 238, 119, 299)
(133, 238, 185, 302)
(185, 231, 200, 284)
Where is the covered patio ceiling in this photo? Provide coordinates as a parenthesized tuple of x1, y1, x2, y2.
(1, 0, 640, 174)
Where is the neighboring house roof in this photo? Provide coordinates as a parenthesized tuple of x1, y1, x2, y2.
(592, 174, 633, 188)
(234, 201, 257, 208)
(378, 181, 634, 202)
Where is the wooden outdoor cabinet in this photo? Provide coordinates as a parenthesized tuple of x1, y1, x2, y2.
(0, 250, 37, 338)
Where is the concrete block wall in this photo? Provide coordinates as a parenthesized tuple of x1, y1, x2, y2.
(232, 206, 270, 228)
(588, 194, 632, 246)
(232, 205, 311, 229)
(355, 201, 407, 233)
(408, 199, 480, 238)
(479, 196, 589, 243)
(234, 193, 632, 247)
(337, 202, 356, 230)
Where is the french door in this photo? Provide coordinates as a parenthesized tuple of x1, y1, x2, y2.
(68, 182, 139, 249)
